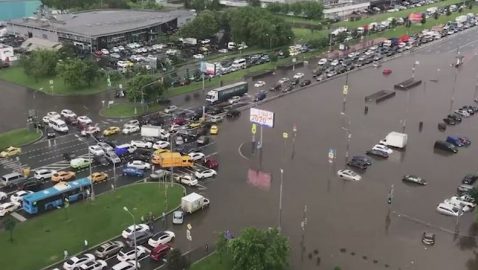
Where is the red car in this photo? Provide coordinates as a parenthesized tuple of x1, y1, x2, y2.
(202, 158, 219, 170)
(172, 117, 187, 126)
(382, 68, 392, 75)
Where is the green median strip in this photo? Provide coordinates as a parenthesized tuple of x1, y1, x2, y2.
(99, 103, 163, 118)
(0, 183, 183, 270)
(0, 128, 42, 150)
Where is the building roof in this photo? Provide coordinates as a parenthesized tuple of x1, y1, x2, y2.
(21, 37, 62, 51)
(9, 9, 193, 38)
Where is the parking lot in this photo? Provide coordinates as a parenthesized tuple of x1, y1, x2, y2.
(2, 14, 478, 270)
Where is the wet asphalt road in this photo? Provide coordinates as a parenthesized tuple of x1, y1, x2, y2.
(3, 26, 478, 270)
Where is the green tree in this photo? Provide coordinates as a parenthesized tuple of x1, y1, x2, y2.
(166, 248, 190, 270)
(109, 70, 124, 86)
(20, 49, 58, 81)
(127, 75, 166, 103)
(56, 58, 88, 88)
(184, 0, 192, 8)
(191, 0, 206, 11)
(180, 10, 219, 39)
(210, 0, 221, 10)
(247, 0, 261, 7)
(82, 59, 100, 87)
(57, 42, 78, 59)
(216, 232, 230, 262)
(229, 227, 289, 270)
(302, 2, 324, 20)
(3, 216, 17, 242)
(266, 2, 282, 13)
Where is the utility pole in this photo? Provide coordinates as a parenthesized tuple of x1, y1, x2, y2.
(340, 112, 351, 164)
(342, 73, 349, 113)
(300, 204, 308, 269)
(291, 124, 297, 159)
(278, 168, 284, 233)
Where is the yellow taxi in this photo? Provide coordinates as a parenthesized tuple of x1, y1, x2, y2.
(154, 149, 171, 156)
(90, 172, 108, 183)
(189, 121, 203, 128)
(0, 146, 21, 158)
(210, 125, 218, 135)
(103, 126, 120, 136)
(51, 170, 76, 183)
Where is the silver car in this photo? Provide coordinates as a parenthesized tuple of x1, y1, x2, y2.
(94, 240, 125, 259)
(172, 210, 184, 224)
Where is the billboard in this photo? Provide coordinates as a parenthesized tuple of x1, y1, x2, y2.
(408, 13, 423, 23)
(250, 108, 274, 128)
(200, 62, 216, 75)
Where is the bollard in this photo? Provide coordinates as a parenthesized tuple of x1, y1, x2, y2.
(419, 121, 423, 132)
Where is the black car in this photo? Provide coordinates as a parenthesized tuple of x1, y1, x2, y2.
(351, 155, 372, 166)
(93, 155, 110, 166)
(19, 179, 44, 191)
(447, 114, 462, 122)
(299, 80, 311, 87)
(462, 174, 478, 185)
(366, 149, 389, 158)
(128, 153, 151, 162)
(206, 106, 224, 115)
(226, 110, 241, 118)
(434, 140, 458, 153)
(291, 78, 300, 86)
(281, 85, 294, 93)
(347, 159, 368, 170)
(63, 152, 77, 161)
(422, 232, 435, 246)
(46, 127, 56, 139)
(443, 118, 456, 125)
(461, 106, 474, 115)
(402, 175, 427, 185)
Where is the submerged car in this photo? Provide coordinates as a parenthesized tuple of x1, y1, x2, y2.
(402, 175, 427, 185)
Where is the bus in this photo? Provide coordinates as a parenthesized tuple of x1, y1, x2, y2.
(22, 178, 91, 214)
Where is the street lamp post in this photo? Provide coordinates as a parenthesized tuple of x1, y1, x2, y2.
(79, 136, 95, 200)
(123, 207, 138, 269)
(278, 168, 284, 233)
(340, 112, 351, 163)
(291, 125, 297, 159)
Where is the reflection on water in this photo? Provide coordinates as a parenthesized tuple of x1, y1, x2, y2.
(247, 168, 271, 191)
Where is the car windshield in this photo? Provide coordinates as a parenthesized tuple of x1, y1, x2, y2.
(174, 212, 182, 218)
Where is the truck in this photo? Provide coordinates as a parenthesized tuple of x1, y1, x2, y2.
(114, 144, 136, 157)
(151, 152, 192, 168)
(141, 125, 162, 140)
(181, 192, 210, 214)
(205, 81, 248, 104)
(379, 132, 408, 149)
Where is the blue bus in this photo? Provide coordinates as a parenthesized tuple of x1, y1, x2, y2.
(23, 178, 91, 214)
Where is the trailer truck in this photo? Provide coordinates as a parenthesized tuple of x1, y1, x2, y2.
(181, 192, 210, 214)
(205, 81, 248, 104)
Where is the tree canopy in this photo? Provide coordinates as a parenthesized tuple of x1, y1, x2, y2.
(180, 10, 219, 40)
(126, 74, 166, 103)
(19, 49, 58, 81)
(266, 1, 324, 20)
(56, 58, 99, 88)
(217, 227, 289, 270)
(166, 248, 190, 270)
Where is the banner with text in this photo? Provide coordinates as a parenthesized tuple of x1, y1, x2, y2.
(250, 108, 274, 128)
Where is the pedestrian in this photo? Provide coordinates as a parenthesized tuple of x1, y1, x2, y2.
(205, 242, 209, 253)
(63, 250, 68, 260)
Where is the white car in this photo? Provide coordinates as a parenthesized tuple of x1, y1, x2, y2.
(337, 169, 361, 181)
(153, 141, 170, 149)
(452, 195, 476, 208)
(436, 202, 463, 216)
(193, 54, 204, 59)
(121, 224, 150, 239)
(117, 246, 148, 261)
(228, 96, 241, 104)
(209, 115, 223, 123)
(0, 191, 7, 201)
(293, 72, 304, 79)
(78, 260, 107, 270)
(97, 142, 114, 152)
(89, 145, 105, 156)
(188, 152, 205, 161)
(111, 261, 140, 270)
(372, 144, 393, 154)
(122, 125, 140, 135)
(47, 111, 61, 119)
(175, 174, 198, 186)
(62, 253, 96, 270)
(42, 115, 52, 124)
(148, 231, 175, 247)
(78, 116, 93, 125)
(159, 130, 170, 140)
(254, 81, 266, 87)
(10, 190, 33, 204)
(330, 59, 339, 66)
(455, 109, 470, 117)
(130, 140, 153, 148)
(164, 105, 178, 114)
(123, 120, 140, 128)
(172, 210, 184, 224)
(444, 198, 472, 212)
(34, 169, 56, 180)
(0, 202, 20, 216)
(318, 58, 327, 65)
(101, 49, 109, 55)
(60, 109, 77, 118)
(127, 160, 152, 170)
(194, 169, 217, 179)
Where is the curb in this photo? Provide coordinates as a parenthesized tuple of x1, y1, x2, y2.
(39, 182, 186, 270)
(21, 129, 44, 147)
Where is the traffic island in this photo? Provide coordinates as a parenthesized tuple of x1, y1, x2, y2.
(0, 183, 183, 270)
(99, 103, 162, 118)
(0, 128, 42, 149)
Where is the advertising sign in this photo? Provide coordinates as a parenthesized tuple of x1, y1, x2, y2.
(200, 62, 216, 75)
(250, 108, 274, 128)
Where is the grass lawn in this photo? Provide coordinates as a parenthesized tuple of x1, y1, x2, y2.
(0, 183, 183, 270)
(191, 253, 232, 270)
(293, 27, 329, 42)
(100, 102, 162, 118)
(334, 0, 463, 29)
(279, 15, 322, 26)
(0, 66, 108, 96)
(0, 128, 42, 150)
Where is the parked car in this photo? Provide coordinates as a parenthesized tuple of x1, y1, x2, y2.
(402, 175, 427, 185)
(122, 167, 145, 177)
(121, 224, 150, 239)
(126, 160, 151, 170)
(422, 232, 435, 245)
(347, 159, 368, 170)
(94, 241, 125, 259)
(366, 149, 389, 158)
(337, 169, 361, 181)
(436, 202, 463, 216)
(462, 174, 478, 185)
(434, 140, 458, 153)
(194, 169, 217, 179)
(172, 210, 184, 224)
(62, 254, 96, 270)
(111, 261, 139, 270)
(117, 246, 148, 261)
(372, 144, 393, 154)
(148, 231, 175, 248)
(0, 201, 20, 216)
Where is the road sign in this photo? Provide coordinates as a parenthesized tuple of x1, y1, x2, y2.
(119, 84, 123, 89)
(282, 132, 288, 139)
(328, 148, 335, 163)
(293, 124, 297, 133)
(251, 123, 257, 135)
(343, 85, 349, 95)
(49, 80, 54, 85)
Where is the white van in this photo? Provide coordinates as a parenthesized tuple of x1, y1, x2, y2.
(232, 58, 246, 69)
(1, 172, 26, 187)
(49, 119, 69, 133)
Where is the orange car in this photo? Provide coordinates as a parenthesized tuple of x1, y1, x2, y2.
(51, 170, 76, 182)
(151, 155, 161, 165)
(89, 172, 108, 183)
